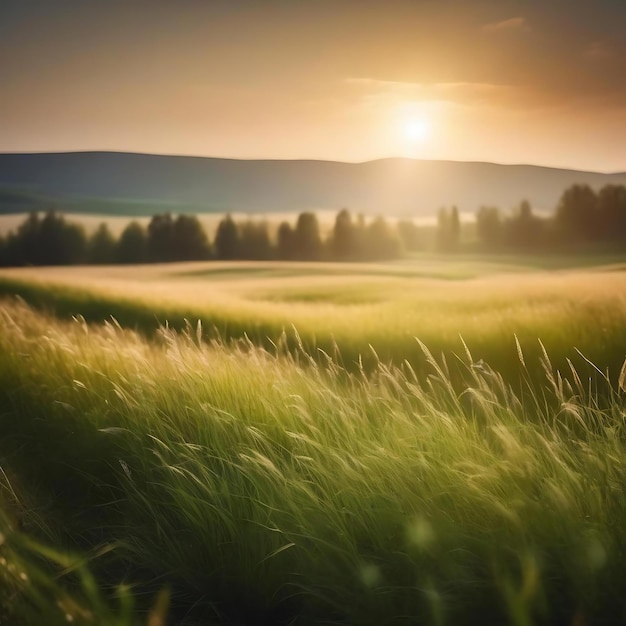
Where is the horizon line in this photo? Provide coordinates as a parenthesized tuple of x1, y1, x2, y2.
(1, 149, 624, 176)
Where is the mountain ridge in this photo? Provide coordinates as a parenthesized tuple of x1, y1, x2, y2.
(1, 151, 625, 218)
(4, 150, 624, 174)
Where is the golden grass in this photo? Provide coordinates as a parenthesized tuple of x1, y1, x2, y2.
(1, 259, 626, 381)
(1, 260, 625, 333)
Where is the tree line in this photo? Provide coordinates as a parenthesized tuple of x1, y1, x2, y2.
(0, 209, 415, 266)
(1, 182, 625, 266)
(473, 184, 626, 252)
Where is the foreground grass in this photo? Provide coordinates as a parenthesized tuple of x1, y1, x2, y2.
(1, 299, 625, 624)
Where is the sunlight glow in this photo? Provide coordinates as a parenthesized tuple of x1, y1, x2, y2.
(393, 101, 438, 153)
(403, 119, 431, 143)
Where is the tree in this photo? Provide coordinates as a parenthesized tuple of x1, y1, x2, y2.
(277, 221, 295, 260)
(364, 216, 402, 260)
(214, 215, 240, 260)
(436, 207, 460, 252)
(294, 212, 322, 260)
(147, 213, 174, 262)
(331, 208, 356, 260)
(397, 220, 421, 252)
(475, 206, 502, 250)
(0, 211, 85, 266)
(38, 210, 86, 265)
(597, 184, 626, 244)
(171, 215, 211, 261)
(352, 213, 368, 259)
(117, 222, 147, 264)
(449, 206, 460, 250)
(506, 200, 543, 250)
(239, 220, 272, 260)
(555, 184, 598, 242)
(87, 223, 116, 264)
(0, 234, 7, 266)
(436, 208, 449, 251)
(12, 211, 41, 265)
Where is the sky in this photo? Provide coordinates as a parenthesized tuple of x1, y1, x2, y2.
(1, 0, 626, 172)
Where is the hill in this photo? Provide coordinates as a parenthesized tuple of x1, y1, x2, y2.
(1, 151, 625, 217)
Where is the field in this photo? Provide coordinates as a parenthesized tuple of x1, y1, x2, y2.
(2, 255, 626, 381)
(1, 255, 626, 625)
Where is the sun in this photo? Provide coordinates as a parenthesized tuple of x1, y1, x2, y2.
(403, 118, 431, 143)
(392, 102, 438, 154)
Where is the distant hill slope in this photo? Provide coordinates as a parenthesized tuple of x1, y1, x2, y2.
(1, 151, 625, 217)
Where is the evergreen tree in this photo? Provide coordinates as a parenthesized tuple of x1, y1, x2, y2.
(501, 201, 547, 251)
(87, 223, 116, 264)
(13, 211, 41, 265)
(437, 207, 460, 252)
(117, 222, 147, 264)
(475, 206, 502, 250)
(147, 213, 174, 262)
(172, 215, 211, 261)
(239, 220, 272, 260)
(449, 206, 460, 251)
(397, 220, 421, 252)
(277, 221, 295, 260)
(0, 234, 6, 266)
(365, 216, 402, 260)
(214, 215, 240, 260)
(597, 185, 626, 244)
(294, 212, 322, 260)
(331, 208, 356, 259)
(38, 211, 86, 265)
(555, 184, 598, 242)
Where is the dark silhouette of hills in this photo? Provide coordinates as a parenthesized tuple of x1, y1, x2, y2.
(1, 151, 625, 217)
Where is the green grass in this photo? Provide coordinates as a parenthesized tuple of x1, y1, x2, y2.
(1, 299, 626, 624)
(1, 258, 626, 385)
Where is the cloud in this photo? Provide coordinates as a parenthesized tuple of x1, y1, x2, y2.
(342, 76, 626, 114)
(482, 17, 528, 34)
(584, 41, 612, 60)
(345, 78, 521, 108)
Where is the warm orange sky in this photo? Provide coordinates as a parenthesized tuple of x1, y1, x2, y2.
(2, 1, 625, 172)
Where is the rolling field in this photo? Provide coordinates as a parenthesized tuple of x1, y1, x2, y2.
(1, 256, 626, 625)
(1, 256, 626, 382)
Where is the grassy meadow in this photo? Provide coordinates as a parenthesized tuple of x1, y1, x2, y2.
(1, 255, 626, 624)
(1, 255, 626, 382)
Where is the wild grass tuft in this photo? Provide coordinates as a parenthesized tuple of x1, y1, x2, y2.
(0, 298, 625, 624)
